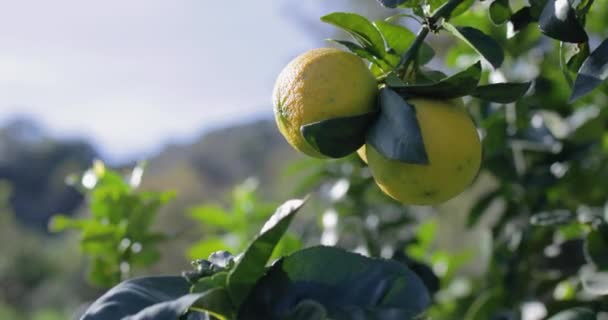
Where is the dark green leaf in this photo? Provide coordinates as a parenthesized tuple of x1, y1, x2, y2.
(547, 308, 595, 320)
(463, 289, 504, 320)
(391, 61, 482, 99)
(286, 300, 328, 320)
(301, 112, 378, 159)
(373, 20, 435, 65)
(471, 82, 532, 103)
(238, 246, 430, 320)
(539, 0, 588, 43)
(509, 7, 534, 33)
(467, 189, 501, 228)
(490, 0, 512, 25)
(443, 23, 504, 68)
(414, 68, 448, 84)
(321, 12, 386, 58)
(190, 288, 234, 318)
(227, 198, 307, 306)
(366, 88, 428, 164)
(570, 38, 608, 102)
(80, 276, 192, 320)
(376, 0, 408, 8)
(584, 228, 608, 269)
(328, 40, 392, 71)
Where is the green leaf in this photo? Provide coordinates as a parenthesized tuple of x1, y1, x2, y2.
(227, 198, 307, 306)
(509, 7, 534, 33)
(547, 308, 595, 320)
(48, 215, 87, 232)
(80, 276, 193, 319)
(569, 38, 608, 102)
(190, 288, 235, 319)
(584, 227, 608, 269)
(451, 0, 477, 18)
(489, 0, 512, 25)
(321, 12, 386, 58)
(391, 61, 482, 99)
(443, 23, 504, 68)
(373, 20, 435, 66)
(463, 288, 504, 320)
(366, 88, 428, 164)
(539, 0, 588, 43)
(471, 82, 532, 103)
(238, 246, 430, 320)
(189, 204, 233, 230)
(301, 112, 378, 159)
(328, 40, 392, 71)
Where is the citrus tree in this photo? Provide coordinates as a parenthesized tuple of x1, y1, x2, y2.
(56, 0, 608, 319)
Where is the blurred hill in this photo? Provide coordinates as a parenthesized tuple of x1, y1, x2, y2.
(0, 119, 96, 231)
(0, 117, 301, 233)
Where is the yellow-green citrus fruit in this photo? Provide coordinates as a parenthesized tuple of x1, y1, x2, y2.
(366, 98, 481, 205)
(272, 48, 378, 157)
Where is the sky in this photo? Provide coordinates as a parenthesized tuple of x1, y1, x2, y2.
(0, 0, 386, 162)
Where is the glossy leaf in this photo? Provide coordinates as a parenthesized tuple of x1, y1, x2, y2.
(301, 112, 378, 159)
(227, 198, 307, 306)
(189, 288, 234, 319)
(489, 0, 512, 25)
(366, 88, 428, 164)
(238, 246, 430, 320)
(391, 61, 482, 99)
(321, 12, 386, 58)
(471, 82, 532, 103)
(80, 276, 195, 320)
(570, 38, 608, 102)
(539, 0, 588, 43)
(509, 7, 534, 34)
(329, 40, 391, 71)
(373, 20, 435, 65)
(547, 308, 595, 320)
(443, 23, 504, 68)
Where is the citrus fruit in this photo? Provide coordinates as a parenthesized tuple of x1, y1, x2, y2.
(272, 48, 378, 157)
(366, 98, 481, 205)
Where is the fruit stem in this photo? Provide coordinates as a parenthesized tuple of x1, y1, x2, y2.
(428, 0, 465, 27)
(398, 26, 429, 73)
(397, 0, 465, 74)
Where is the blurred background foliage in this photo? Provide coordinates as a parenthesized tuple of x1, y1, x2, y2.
(2, 0, 608, 319)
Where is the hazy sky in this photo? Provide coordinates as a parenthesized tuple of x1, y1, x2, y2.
(0, 1, 385, 161)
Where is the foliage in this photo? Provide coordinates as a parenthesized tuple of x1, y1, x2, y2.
(79, 199, 430, 320)
(56, 0, 608, 318)
(50, 161, 175, 287)
(187, 178, 302, 261)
